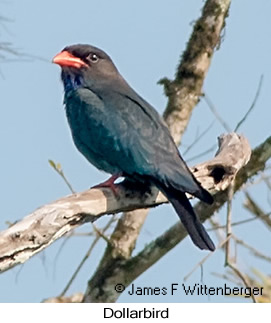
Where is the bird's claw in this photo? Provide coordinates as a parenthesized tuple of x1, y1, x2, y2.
(91, 173, 122, 198)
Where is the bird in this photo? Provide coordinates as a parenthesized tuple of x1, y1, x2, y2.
(52, 44, 215, 251)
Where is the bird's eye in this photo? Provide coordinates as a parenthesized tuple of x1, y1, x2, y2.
(88, 53, 99, 63)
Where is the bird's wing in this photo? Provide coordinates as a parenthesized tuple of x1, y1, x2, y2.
(70, 85, 210, 201)
(105, 86, 208, 198)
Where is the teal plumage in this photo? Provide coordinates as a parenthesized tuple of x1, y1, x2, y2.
(53, 44, 215, 251)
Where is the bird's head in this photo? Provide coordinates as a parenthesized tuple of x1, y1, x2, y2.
(52, 44, 120, 92)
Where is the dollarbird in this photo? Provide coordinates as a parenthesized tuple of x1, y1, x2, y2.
(53, 44, 215, 251)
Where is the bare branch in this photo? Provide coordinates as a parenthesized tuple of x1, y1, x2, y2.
(0, 133, 250, 274)
(244, 192, 271, 230)
(224, 183, 256, 303)
(161, 0, 231, 144)
(60, 217, 116, 296)
(233, 235, 271, 263)
(48, 160, 75, 194)
(183, 235, 231, 282)
(183, 120, 215, 156)
(43, 293, 83, 303)
(234, 75, 264, 132)
(225, 183, 233, 267)
(203, 94, 231, 132)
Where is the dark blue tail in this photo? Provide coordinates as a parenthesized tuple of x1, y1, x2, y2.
(160, 186, 215, 251)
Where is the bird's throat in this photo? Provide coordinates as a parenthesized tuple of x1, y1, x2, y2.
(61, 71, 84, 93)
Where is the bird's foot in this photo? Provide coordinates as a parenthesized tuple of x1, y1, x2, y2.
(91, 173, 123, 197)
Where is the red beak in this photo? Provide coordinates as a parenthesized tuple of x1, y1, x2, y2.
(52, 51, 87, 68)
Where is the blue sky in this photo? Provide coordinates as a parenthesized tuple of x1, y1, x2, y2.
(0, 0, 270, 302)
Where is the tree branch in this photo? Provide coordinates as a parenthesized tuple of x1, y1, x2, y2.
(162, 0, 231, 143)
(0, 133, 250, 274)
(83, 134, 271, 302)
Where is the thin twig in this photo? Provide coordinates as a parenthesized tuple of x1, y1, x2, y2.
(53, 220, 117, 279)
(65, 232, 94, 237)
(60, 217, 116, 296)
(212, 272, 242, 286)
(227, 262, 256, 302)
(224, 183, 257, 303)
(233, 235, 271, 263)
(263, 175, 271, 208)
(48, 160, 75, 194)
(203, 93, 231, 132)
(183, 235, 231, 282)
(186, 144, 217, 163)
(92, 223, 112, 245)
(59, 236, 101, 297)
(244, 192, 271, 230)
(234, 75, 264, 132)
(208, 218, 224, 244)
(225, 183, 234, 262)
(53, 233, 76, 279)
(263, 176, 271, 191)
(183, 120, 215, 156)
(208, 216, 258, 231)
